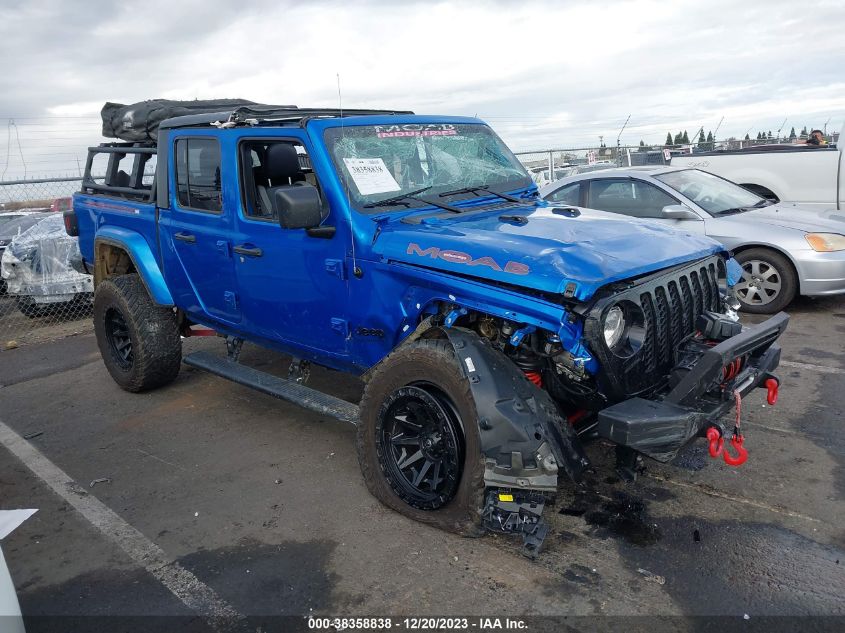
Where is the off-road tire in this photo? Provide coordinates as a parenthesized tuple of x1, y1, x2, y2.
(734, 248, 797, 314)
(357, 337, 486, 536)
(93, 274, 181, 392)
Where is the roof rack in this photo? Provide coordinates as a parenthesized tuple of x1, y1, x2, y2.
(159, 106, 415, 131)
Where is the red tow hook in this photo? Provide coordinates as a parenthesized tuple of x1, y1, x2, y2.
(722, 433, 747, 466)
(706, 426, 723, 458)
(706, 426, 748, 466)
(765, 378, 779, 405)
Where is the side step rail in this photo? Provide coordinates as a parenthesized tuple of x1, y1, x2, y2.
(183, 351, 360, 425)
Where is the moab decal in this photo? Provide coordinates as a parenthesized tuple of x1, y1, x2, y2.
(406, 243, 530, 275)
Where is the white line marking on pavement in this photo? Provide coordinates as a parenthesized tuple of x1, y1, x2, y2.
(646, 472, 822, 523)
(0, 419, 244, 632)
(744, 421, 802, 436)
(780, 360, 845, 375)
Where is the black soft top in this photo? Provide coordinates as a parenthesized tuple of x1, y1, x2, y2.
(102, 99, 413, 142)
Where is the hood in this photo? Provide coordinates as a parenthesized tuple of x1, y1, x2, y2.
(371, 205, 724, 301)
(733, 203, 845, 233)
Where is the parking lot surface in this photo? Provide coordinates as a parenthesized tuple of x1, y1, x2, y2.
(1, 296, 844, 631)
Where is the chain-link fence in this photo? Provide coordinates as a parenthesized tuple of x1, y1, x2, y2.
(514, 144, 674, 188)
(513, 132, 841, 188)
(1, 176, 94, 348)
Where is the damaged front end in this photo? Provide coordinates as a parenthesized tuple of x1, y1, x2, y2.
(596, 311, 786, 468)
(582, 256, 788, 470)
(434, 255, 787, 557)
(439, 327, 589, 557)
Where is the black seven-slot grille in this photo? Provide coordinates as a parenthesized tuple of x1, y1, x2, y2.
(584, 255, 725, 401)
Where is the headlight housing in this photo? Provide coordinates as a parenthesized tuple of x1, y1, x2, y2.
(805, 233, 845, 252)
(603, 306, 626, 349)
(600, 302, 645, 358)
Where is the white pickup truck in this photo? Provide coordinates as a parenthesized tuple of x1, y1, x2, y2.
(671, 125, 844, 210)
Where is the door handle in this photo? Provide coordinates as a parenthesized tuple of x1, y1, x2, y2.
(174, 232, 196, 243)
(233, 244, 263, 258)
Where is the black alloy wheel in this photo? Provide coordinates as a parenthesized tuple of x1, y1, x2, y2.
(105, 307, 134, 370)
(375, 384, 464, 510)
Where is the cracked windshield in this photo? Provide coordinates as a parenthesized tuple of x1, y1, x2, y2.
(325, 123, 531, 210)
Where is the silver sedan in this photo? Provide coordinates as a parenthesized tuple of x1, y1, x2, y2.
(539, 166, 845, 313)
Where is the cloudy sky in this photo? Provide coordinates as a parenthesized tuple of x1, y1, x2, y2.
(1, 0, 843, 180)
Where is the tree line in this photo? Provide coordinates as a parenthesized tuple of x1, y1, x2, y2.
(649, 125, 820, 149)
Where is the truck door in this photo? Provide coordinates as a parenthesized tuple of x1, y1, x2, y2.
(232, 136, 350, 355)
(159, 134, 241, 323)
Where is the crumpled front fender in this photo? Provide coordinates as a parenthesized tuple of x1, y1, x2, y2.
(440, 327, 590, 491)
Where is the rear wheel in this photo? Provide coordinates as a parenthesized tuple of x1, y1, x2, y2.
(734, 248, 797, 314)
(93, 274, 181, 392)
(357, 338, 485, 535)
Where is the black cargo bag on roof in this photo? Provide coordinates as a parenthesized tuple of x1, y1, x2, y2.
(101, 99, 259, 142)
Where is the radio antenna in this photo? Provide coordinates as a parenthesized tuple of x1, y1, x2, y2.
(338, 72, 362, 278)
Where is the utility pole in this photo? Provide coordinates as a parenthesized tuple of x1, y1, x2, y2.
(616, 114, 630, 166)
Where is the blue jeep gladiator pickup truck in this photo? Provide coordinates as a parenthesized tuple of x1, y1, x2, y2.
(66, 101, 787, 554)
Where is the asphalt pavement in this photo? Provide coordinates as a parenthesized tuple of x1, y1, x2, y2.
(0, 295, 843, 632)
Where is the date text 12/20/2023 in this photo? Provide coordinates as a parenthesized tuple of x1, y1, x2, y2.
(307, 616, 529, 630)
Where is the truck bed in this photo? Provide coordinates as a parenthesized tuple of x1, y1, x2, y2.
(671, 144, 841, 210)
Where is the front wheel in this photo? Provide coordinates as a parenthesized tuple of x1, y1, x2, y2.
(733, 248, 797, 314)
(93, 274, 182, 392)
(357, 337, 485, 535)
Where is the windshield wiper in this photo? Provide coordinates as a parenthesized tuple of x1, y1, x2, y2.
(362, 187, 463, 213)
(716, 198, 774, 215)
(363, 186, 433, 208)
(438, 184, 522, 203)
(716, 207, 753, 216)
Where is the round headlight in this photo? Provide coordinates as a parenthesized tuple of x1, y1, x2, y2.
(603, 306, 625, 349)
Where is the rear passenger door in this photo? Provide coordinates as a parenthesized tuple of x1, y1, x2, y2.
(160, 134, 242, 324)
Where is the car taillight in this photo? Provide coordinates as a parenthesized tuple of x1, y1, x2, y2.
(63, 209, 79, 237)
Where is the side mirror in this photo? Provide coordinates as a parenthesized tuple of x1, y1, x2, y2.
(661, 204, 699, 220)
(273, 185, 323, 229)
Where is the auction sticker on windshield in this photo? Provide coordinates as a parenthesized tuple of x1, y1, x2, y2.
(343, 158, 401, 195)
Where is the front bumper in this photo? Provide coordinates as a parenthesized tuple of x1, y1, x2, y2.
(794, 248, 845, 296)
(597, 312, 788, 462)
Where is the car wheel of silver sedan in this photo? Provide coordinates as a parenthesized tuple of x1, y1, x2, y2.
(734, 248, 797, 314)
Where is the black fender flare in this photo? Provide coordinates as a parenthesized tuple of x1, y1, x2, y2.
(440, 327, 590, 488)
